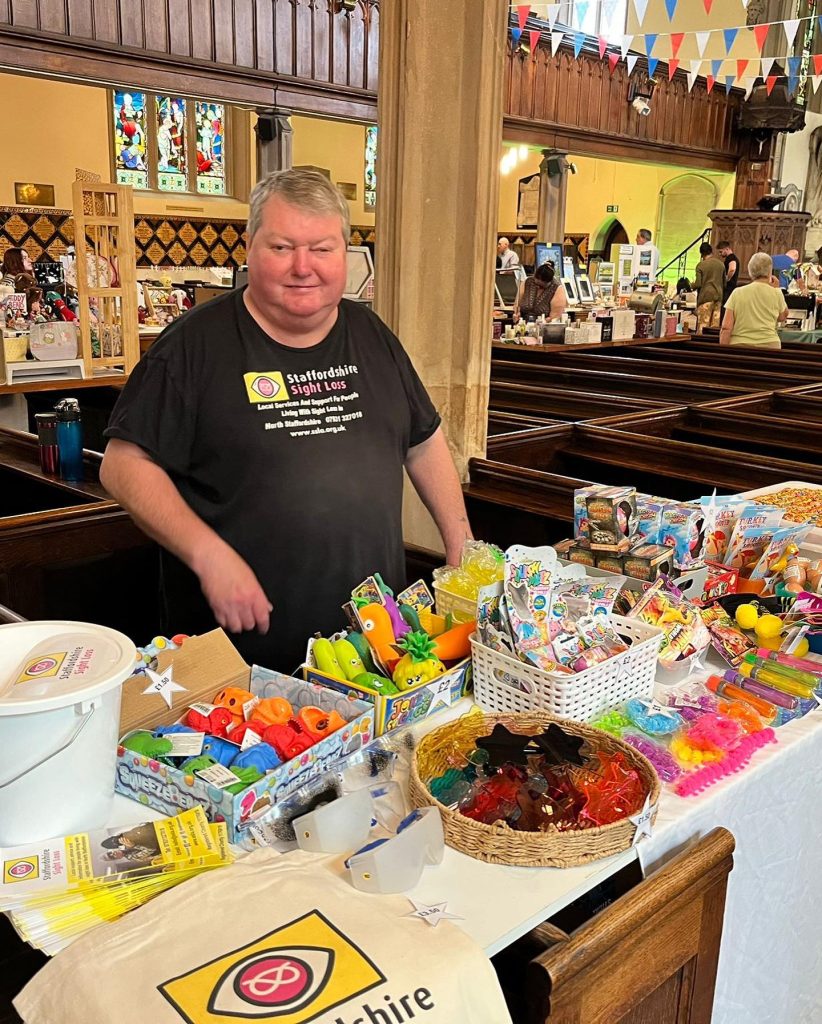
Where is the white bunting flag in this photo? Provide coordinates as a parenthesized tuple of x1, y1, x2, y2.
(690, 58, 702, 76)
(550, 29, 565, 54)
(621, 34, 634, 59)
(812, 75, 822, 95)
(633, 0, 649, 25)
(744, 79, 755, 99)
(695, 31, 711, 58)
(627, 54, 639, 75)
(546, 3, 560, 29)
(687, 71, 697, 92)
(783, 19, 800, 49)
(760, 56, 776, 79)
(741, 0, 751, 7)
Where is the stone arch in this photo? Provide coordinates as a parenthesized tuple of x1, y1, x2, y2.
(656, 172, 719, 281)
(591, 216, 629, 254)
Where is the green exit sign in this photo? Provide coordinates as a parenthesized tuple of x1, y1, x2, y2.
(607, 204, 619, 213)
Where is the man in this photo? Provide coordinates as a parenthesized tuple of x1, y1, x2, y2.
(497, 237, 520, 271)
(635, 228, 660, 284)
(716, 240, 739, 306)
(101, 169, 472, 671)
(772, 248, 800, 290)
(694, 242, 725, 331)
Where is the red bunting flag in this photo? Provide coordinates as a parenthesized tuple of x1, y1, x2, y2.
(671, 33, 684, 58)
(608, 52, 620, 74)
(517, 4, 531, 31)
(753, 24, 770, 53)
(766, 75, 778, 96)
(814, 54, 822, 76)
(737, 59, 749, 81)
(529, 29, 541, 53)
(703, 0, 713, 11)
(668, 58, 680, 80)
(706, 75, 715, 94)
(598, 36, 608, 59)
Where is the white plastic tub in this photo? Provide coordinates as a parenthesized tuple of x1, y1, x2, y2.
(0, 621, 135, 845)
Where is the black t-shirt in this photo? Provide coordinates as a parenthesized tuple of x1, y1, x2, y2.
(105, 290, 440, 670)
(724, 252, 740, 296)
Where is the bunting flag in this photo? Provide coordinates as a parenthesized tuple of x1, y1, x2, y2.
(645, 33, 657, 56)
(627, 54, 640, 75)
(703, 0, 713, 11)
(744, 80, 755, 100)
(648, 57, 659, 77)
(575, 0, 589, 26)
(711, 59, 722, 80)
(695, 31, 711, 58)
(814, 54, 822, 76)
(812, 75, 822, 94)
(687, 70, 697, 92)
(741, 0, 750, 8)
(784, 19, 800, 49)
(788, 76, 799, 97)
(788, 56, 802, 77)
(819, 15, 822, 35)
(668, 59, 680, 80)
(753, 23, 769, 53)
(664, 0, 678, 20)
(573, 30, 585, 58)
(633, 0, 649, 25)
(546, 4, 560, 30)
(670, 33, 684, 58)
(517, 5, 531, 32)
(690, 59, 702, 76)
(598, 36, 608, 59)
(706, 75, 715, 94)
(766, 75, 778, 96)
(725, 74, 734, 93)
(511, 26, 523, 46)
(723, 28, 738, 55)
(551, 30, 565, 54)
(737, 59, 749, 81)
(620, 35, 633, 59)
(529, 29, 541, 53)
(761, 56, 776, 79)
(608, 51, 621, 74)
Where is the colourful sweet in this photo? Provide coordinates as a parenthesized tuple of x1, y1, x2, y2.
(393, 631, 445, 690)
(625, 698, 683, 736)
(201, 735, 240, 767)
(262, 721, 314, 761)
(353, 671, 399, 695)
(297, 706, 346, 741)
(185, 704, 233, 737)
(232, 742, 281, 773)
(122, 731, 173, 761)
(250, 697, 293, 728)
(622, 733, 682, 783)
(330, 638, 365, 681)
(226, 719, 266, 745)
(212, 686, 255, 726)
(431, 620, 475, 662)
(312, 638, 345, 678)
(225, 764, 264, 794)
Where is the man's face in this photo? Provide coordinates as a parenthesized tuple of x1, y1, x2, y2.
(498, 240, 507, 255)
(247, 196, 348, 325)
(635, 233, 644, 245)
(718, 246, 729, 257)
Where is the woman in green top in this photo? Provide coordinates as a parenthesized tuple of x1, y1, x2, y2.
(720, 252, 788, 350)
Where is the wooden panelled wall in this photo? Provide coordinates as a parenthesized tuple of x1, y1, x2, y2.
(504, 39, 744, 173)
(0, 0, 379, 119)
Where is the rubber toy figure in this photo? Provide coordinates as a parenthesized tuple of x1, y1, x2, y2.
(122, 731, 173, 761)
(298, 706, 346, 742)
(353, 672, 399, 695)
(225, 764, 264, 795)
(227, 720, 266, 746)
(212, 686, 255, 727)
(201, 735, 240, 767)
(358, 603, 401, 672)
(153, 723, 195, 737)
(250, 697, 293, 728)
(180, 754, 218, 774)
(393, 632, 445, 691)
(186, 704, 233, 737)
(232, 743, 282, 773)
(263, 722, 314, 761)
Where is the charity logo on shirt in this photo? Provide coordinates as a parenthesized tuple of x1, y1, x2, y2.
(243, 365, 364, 440)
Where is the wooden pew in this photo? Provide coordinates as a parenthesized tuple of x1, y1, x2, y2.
(588, 342, 822, 379)
(489, 382, 670, 422)
(488, 411, 561, 435)
(696, 390, 822, 423)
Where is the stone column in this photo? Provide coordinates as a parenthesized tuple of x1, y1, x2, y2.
(375, 0, 509, 554)
(254, 109, 293, 179)
(538, 149, 570, 245)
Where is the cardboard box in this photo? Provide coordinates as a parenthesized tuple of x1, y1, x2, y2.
(594, 553, 624, 574)
(115, 630, 374, 842)
(574, 484, 605, 543)
(658, 503, 706, 570)
(635, 494, 673, 544)
(566, 541, 596, 567)
(623, 542, 675, 582)
(586, 486, 637, 552)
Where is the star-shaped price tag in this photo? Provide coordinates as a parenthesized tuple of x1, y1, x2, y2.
(406, 899, 463, 928)
(629, 796, 655, 846)
(429, 675, 454, 710)
(142, 666, 187, 710)
(638, 698, 678, 719)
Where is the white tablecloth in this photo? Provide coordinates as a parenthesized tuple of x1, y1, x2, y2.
(641, 710, 822, 1024)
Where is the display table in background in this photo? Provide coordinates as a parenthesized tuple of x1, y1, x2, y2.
(778, 328, 822, 345)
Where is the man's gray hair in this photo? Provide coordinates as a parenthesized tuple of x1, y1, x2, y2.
(637, 228, 652, 243)
(749, 251, 773, 281)
(248, 169, 351, 241)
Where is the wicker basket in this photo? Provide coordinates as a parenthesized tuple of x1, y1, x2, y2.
(3, 335, 28, 363)
(409, 709, 660, 867)
(471, 615, 662, 722)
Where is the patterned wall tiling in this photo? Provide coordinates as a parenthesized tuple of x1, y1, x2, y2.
(0, 207, 248, 269)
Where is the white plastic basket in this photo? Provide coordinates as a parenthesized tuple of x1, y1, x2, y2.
(471, 615, 663, 722)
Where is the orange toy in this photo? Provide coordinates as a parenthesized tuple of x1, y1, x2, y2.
(212, 686, 255, 727)
(298, 706, 347, 742)
(431, 620, 475, 662)
(250, 697, 293, 728)
(358, 602, 401, 672)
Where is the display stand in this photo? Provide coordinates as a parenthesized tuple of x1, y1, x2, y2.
(71, 181, 139, 379)
(3, 358, 85, 386)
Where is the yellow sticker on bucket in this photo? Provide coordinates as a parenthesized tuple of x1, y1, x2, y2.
(15, 652, 67, 685)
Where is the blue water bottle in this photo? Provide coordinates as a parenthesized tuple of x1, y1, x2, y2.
(54, 398, 84, 481)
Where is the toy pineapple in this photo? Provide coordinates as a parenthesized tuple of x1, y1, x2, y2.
(393, 631, 445, 691)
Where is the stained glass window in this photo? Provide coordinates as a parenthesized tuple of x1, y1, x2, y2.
(364, 125, 377, 211)
(196, 101, 226, 195)
(156, 96, 187, 192)
(113, 90, 148, 189)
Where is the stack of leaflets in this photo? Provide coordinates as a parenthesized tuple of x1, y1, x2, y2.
(0, 807, 231, 955)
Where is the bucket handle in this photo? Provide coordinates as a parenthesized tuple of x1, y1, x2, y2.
(0, 704, 95, 789)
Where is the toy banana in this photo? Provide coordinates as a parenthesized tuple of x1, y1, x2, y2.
(331, 638, 365, 681)
(394, 631, 445, 691)
(354, 671, 399, 695)
(346, 631, 376, 674)
(431, 620, 475, 662)
(312, 638, 346, 679)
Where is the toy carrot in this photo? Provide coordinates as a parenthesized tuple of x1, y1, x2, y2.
(431, 620, 475, 662)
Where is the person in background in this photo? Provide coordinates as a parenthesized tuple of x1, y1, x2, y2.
(513, 261, 567, 322)
(497, 237, 520, 271)
(771, 248, 801, 290)
(1, 247, 33, 288)
(635, 228, 659, 260)
(720, 252, 788, 350)
(716, 240, 739, 307)
(694, 242, 726, 330)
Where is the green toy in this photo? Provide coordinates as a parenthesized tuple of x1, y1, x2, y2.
(181, 754, 219, 774)
(226, 765, 264, 794)
(347, 631, 376, 674)
(399, 603, 422, 632)
(123, 731, 174, 763)
(354, 671, 399, 696)
(394, 631, 445, 691)
(331, 637, 365, 681)
(313, 637, 345, 678)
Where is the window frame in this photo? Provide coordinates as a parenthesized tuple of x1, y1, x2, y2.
(109, 89, 231, 198)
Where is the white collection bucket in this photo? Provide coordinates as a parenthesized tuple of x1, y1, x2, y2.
(0, 621, 136, 846)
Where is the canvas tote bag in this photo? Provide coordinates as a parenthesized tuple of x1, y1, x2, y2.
(15, 848, 514, 1024)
